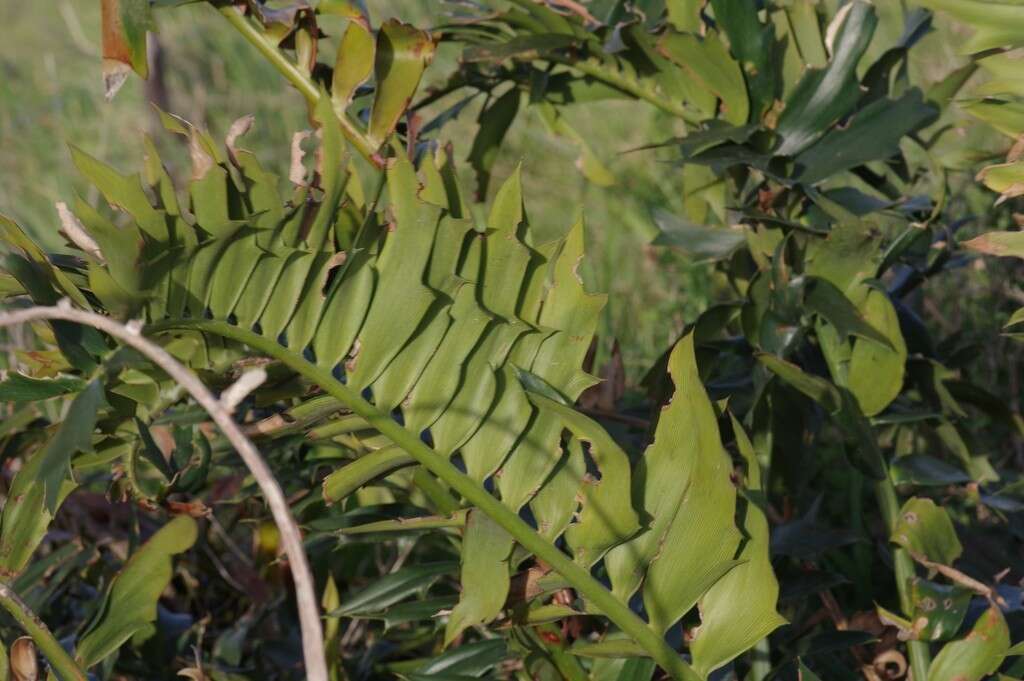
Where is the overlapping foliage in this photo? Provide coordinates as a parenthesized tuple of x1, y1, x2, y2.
(1, 1, 1024, 680)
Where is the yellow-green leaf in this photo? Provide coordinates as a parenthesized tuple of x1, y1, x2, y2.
(367, 20, 436, 149)
(658, 30, 749, 126)
(445, 510, 514, 645)
(76, 515, 198, 668)
(891, 497, 962, 565)
(604, 334, 742, 634)
(333, 18, 375, 108)
(525, 393, 640, 567)
(847, 287, 907, 416)
(690, 417, 787, 678)
(928, 606, 1010, 681)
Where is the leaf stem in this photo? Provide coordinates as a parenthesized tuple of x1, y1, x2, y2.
(0, 581, 87, 681)
(216, 5, 379, 164)
(148, 318, 700, 681)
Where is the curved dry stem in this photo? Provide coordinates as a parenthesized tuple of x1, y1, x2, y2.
(0, 304, 328, 681)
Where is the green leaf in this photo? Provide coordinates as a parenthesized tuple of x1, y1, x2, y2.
(330, 563, 457, 617)
(652, 210, 746, 261)
(462, 34, 576, 63)
(69, 145, 167, 242)
(709, 0, 779, 117)
(0, 439, 80, 578)
(445, 510, 514, 645)
(468, 87, 522, 199)
(499, 219, 605, 510)
(973, 160, 1024, 204)
(927, 607, 1010, 681)
(0, 373, 87, 402)
(322, 446, 417, 504)
(305, 93, 350, 253)
(798, 660, 824, 681)
(347, 155, 444, 388)
(0, 214, 91, 309)
(337, 512, 467, 536)
(803, 278, 892, 348)
(805, 222, 881, 293)
(368, 20, 436, 149)
(909, 579, 972, 641)
(76, 515, 198, 667)
(846, 287, 907, 417)
(891, 497, 962, 565)
(414, 639, 507, 677)
(529, 438, 587, 542)
(794, 89, 937, 184)
(533, 101, 615, 186)
(756, 353, 840, 412)
(658, 30, 750, 125)
(690, 416, 787, 678)
(890, 455, 970, 487)
(605, 334, 741, 634)
(590, 657, 657, 681)
(783, 2, 827, 69)
(6, 378, 103, 540)
(774, 1, 877, 156)
(524, 393, 640, 567)
(961, 98, 1024, 139)
(332, 18, 374, 107)
(1006, 307, 1024, 329)
(914, 0, 1024, 53)
(569, 637, 649, 659)
(381, 596, 457, 630)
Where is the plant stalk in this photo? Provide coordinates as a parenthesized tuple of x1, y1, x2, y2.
(149, 318, 700, 681)
(0, 581, 87, 681)
(217, 5, 379, 164)
(875, 476, 932, 680)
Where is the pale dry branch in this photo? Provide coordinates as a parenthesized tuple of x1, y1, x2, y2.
(0, 304, 327, 681)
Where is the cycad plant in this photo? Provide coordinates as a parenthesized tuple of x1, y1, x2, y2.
(1, 1, 1023, 681)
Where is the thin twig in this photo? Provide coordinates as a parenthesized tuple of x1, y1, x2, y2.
(0, 304, 328, 681)
(913, 553, 1007, 607)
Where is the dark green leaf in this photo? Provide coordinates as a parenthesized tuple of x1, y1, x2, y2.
(0, 373, 86, 402)
(652, 210, 746, 260)
(414, 639, 507, 676)
(794, 90, 937, 184)
(891, 455, 970, 487)
(330, 563, 457, 617)
(774, 1, 877, 156)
